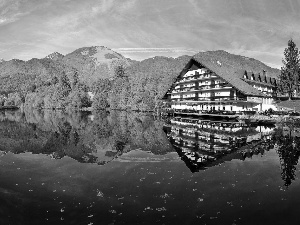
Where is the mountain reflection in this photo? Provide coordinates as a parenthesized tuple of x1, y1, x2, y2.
(2, 110, 300, 187)
(0, 109, 174, 164)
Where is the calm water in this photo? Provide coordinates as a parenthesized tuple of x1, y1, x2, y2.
(0, 110, 300, 225)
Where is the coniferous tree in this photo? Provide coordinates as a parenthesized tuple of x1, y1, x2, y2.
(280, 39, 300, 100)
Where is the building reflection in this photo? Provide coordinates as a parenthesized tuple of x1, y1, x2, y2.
(2, 109, 300, 188)
(165, 117, 275, 172)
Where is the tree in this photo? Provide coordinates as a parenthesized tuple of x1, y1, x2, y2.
(0, 95, 6, 106)
(92, 92, 110, 110)
(70, 71, 79, 90)
(279, 39, 300, 100)
(115, 65, 126, 77)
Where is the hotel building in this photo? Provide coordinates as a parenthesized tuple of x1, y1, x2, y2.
(166, 53, 279, 112)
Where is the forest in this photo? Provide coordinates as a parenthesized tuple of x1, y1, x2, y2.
(0, 46, 191, 112)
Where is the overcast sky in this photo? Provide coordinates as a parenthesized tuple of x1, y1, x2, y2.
(1, 0, 300, 68)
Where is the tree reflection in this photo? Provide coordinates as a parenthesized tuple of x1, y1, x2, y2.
(0, 109, 173, 164)
(3, 108, 300, 188)
(273, 126, 300, 187)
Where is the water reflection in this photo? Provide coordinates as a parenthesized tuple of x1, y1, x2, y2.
(2, 110, 300, 224)
(0, 109, 175, 165)
(164, 117, 275, 172)
(273, 125, 300, 187)
(1, 110, 300, 188)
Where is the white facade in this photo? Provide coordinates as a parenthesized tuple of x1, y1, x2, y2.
(170, 65, 277, 112)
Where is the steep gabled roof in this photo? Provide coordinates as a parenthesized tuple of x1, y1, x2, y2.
(186, 50, 281, 97)
(241, 78, 275, 87)
(260, 73, 267, 83)
(254, 73, 261, 82)
(191, 55, 265, 96)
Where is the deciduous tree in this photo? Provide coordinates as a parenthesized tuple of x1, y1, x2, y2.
(280, 39, 300, 100)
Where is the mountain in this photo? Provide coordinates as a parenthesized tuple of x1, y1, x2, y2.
(45, 52, 64, 61)
(0, 46, 131, 94)
(0, 48, 281, 111)
(62, 46, 130, 86)
(126, 57, 139, 65)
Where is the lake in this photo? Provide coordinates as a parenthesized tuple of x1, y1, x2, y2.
(0, 109, 300, 225)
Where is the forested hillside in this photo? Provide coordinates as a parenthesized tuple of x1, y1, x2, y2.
(0, 47, 280, 112)
(0, 46, 131, 110)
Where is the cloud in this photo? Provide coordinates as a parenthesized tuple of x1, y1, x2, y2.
(0, 0, 299, 68)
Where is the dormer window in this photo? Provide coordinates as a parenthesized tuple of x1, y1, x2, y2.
(258, 75, 261, 82)
(251, 74, 255, 80)
(243, 74, 248, 79)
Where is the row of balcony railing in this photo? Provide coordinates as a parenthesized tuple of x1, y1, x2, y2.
(172, 83, 230, 93)
(176, 73, 218, 83)
(170, 108, 300, 116)
(172, 109, 237, 115)
(171, 97, 247, 101)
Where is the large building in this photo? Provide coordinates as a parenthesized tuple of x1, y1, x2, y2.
(166, 51, 279, 112)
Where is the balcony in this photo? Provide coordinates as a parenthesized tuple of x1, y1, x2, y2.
(178, 97, 247, 102)
(176, 73, 219, 84)
(182, 97, 196, 101)
(173, 108, 237, 115)
(175, 87, 197, 93)
(176, 77, 196, 83)
(214, 83, 229, 88)
(173, 83, 232, 93)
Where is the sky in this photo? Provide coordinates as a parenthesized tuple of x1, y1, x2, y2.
(1, 0, 300, 68)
